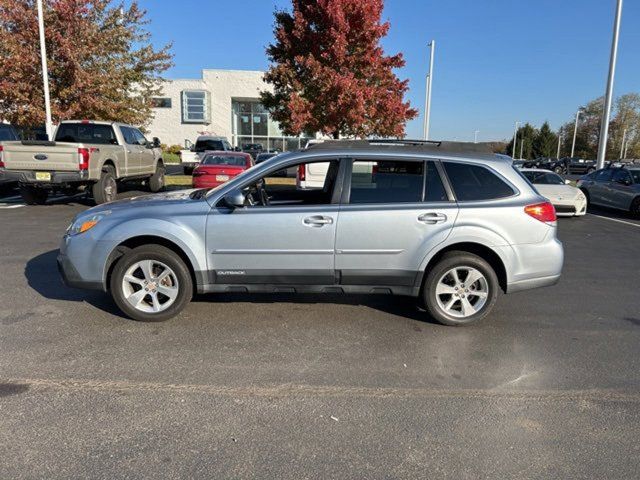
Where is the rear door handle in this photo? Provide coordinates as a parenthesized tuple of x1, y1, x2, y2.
(418, 213, 447, 224)
(304, 215, 334, 227)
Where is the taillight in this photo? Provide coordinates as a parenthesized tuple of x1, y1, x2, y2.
(525, 202, 557, 223)
(0, 146, 4, 168)
(77, 148, 90, 171)
(298, 164, 306, 181)
(372, 163, 378, 175)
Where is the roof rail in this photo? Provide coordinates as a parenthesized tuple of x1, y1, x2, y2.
(305, 138, 493, 154)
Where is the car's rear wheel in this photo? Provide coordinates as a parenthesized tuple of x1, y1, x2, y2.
(110, 245, 193, 322)
(19, 186, 48, 205)
(92, 165, 117, 205)
(553, 166, 563, 174)
(148, 162, 165, 192)
(423, 252, 499, 326)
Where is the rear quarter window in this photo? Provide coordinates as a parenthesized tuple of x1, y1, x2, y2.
(444, 162, 515, 201)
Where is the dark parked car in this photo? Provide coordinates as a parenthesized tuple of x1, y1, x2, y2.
(560, 157, 597, 175)
(242, 143, 264, 160)
(577, 167, 640, 216)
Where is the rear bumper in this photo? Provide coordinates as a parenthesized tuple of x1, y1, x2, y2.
(1, 169, 88, 186)
(499, 234, 564, 294)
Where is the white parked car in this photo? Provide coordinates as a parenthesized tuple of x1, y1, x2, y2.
(521, 168, 587, 217)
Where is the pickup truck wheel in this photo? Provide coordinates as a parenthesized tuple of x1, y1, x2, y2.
(423, 252, 499, 326)
(149, 163, 165, 192)
(19, 186, 48, 205)
(110, 245, 193, 322)
(92, 166, 117, 204)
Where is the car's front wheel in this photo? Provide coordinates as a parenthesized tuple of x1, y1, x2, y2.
(110, 245, 193, 322)
(423, 251, 499, 326)
(630, 197, 640, 218)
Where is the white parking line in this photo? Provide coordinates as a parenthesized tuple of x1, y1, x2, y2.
(0, 203, 26, 209)
(588, 213, 640, 229)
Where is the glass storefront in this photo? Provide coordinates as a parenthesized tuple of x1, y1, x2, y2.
(232, 100, 310, 152)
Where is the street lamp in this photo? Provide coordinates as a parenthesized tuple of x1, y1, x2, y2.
(557, 130, 563, 159)
(36, 0, 53, 140)
(512, 121, 520, 159)
(597, 0, 624, 169)
(620, 128, 627, 159)
(423, 40, 435, 141)
(474, 130, 479, 143)
(570, 107, 584, 158)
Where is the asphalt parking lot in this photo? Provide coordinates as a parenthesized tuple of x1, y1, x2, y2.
(1, 188, 639, 479)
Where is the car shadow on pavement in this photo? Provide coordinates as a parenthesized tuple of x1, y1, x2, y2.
(25, 249, 121, 316)
(196, 292, 440, 325)
(587, 205, 639, 222)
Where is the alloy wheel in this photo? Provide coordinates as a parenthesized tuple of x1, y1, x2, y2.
(121, 259, 180, 313)
(435, 266, 489, 318)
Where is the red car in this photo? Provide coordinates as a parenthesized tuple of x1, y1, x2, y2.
(192, 151, 253, 189)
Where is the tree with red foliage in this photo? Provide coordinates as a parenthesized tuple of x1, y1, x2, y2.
(261, 0, 417, 139)
(0, 0, 172, 128)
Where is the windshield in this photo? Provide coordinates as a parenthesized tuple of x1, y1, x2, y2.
(629, 170, 640, 184)
(202, 155, 246, 166)
(195, 139, 224, 152)
(522, 171, 565, 185)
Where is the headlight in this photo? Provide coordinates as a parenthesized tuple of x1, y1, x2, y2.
(67, 211, 110, 236)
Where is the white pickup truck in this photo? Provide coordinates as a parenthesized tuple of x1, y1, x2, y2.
(0, 120, 165, 205)
(180, 135, 234, 175)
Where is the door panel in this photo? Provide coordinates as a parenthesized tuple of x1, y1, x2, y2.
(335, 203, 458, 285)
(207, 206, 338, 284)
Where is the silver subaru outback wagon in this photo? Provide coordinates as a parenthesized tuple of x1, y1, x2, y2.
(58, 140, 563, 326)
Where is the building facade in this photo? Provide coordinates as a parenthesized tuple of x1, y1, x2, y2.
(147, 69, 311, 151)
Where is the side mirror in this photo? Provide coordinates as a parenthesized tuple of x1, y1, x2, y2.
(152, 137, 161, 148)
(223, 189, 245, 209)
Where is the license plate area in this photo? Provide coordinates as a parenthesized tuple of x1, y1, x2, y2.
(35, 172, 51, 181)
(216, 175, 229, 182)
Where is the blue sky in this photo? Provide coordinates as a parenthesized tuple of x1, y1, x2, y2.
(137, 0, 639, 142)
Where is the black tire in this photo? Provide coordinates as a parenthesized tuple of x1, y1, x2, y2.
(110, 245, 193, 322)
(553, 166, 563, 174)
(423, 251, 499, 326)
(631, 197, 640, 218)
(149, 162, 165, 193)
(183, 166, 194, 176)
(19, 186, 48, 205)
(92, 165, 117, 205)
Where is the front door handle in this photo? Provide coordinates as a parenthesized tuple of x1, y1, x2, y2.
(304, 215, 334, 227)
(418, 213, 447, 224)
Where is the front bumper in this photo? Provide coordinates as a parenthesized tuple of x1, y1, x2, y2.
(57, 252, 103, 290)
(1, 169, 88, 186)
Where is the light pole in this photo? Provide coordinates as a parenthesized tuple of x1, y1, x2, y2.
(597, 0, 624, 169)
(474, 130, 479, 143)
(423, 40, 435, 141)
(570, 108, 584, 158)
(512, 121, 520, 159)
(556, 130, 563, 159)
(36, 0, 53, 140)
(620, 128, 627, 159)
(520, 137, 524, 160)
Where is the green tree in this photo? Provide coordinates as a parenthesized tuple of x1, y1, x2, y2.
(533, 121, 558, 158)
(506, 123, 537, 159)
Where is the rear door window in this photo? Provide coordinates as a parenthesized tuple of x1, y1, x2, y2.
(594, 170, 613, 183)
(443, 162, 515, 201)
(349, 160, 424, 204)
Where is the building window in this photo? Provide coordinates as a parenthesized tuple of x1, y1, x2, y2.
(182, 90, 210, 124)
(231, 99, 310, 152)
(151, 97, 172, 108)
